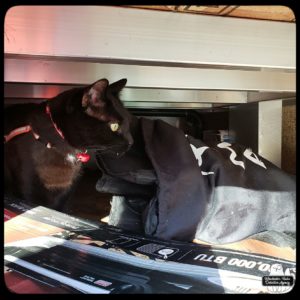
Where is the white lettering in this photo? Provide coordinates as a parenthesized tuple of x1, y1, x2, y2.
(190, 142, 268, 172)
(214, 256, 227, 264)
(201, 171, 215, 176)
(190, 144, 215, 175)
(190, 144, 209, 167)
(243, 148, 267, 169)
(217, 142, 245, 169)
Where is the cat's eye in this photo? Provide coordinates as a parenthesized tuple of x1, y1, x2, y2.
(110, 123, 119, 132)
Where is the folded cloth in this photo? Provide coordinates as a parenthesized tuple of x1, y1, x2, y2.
(96, 173, 155, 198)
(108, 196, 149, 234)
(96, 117, 296, 245)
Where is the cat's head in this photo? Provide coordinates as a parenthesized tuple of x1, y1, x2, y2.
(51, 78, 133, 156)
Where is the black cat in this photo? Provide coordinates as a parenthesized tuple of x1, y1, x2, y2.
(4, 78, 133, 210)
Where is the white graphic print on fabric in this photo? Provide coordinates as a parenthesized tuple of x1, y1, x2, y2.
(190, 142, 267, 176)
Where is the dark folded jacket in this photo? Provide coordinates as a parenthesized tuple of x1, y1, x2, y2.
(96, 173, 155, 198)
(96, 117, 296, 244)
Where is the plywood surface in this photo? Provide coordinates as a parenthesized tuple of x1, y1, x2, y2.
(281, 100, 296, 175)
(127, 5, 295, 22)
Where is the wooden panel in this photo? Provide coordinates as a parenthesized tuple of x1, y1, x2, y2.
(127, 5, 295, 22)
(227, 6, 295, 22)
(281, 99, 296, 174)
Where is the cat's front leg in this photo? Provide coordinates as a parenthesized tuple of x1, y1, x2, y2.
(49, 189, 73, 213)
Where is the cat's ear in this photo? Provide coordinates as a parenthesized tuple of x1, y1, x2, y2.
(82, 79, 109, 108)
(108, 78, 127, 94)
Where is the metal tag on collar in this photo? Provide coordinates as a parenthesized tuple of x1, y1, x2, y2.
(76, 150, 90, 163)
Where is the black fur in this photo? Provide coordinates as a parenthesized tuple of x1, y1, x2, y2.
(4, 78, 133, 210)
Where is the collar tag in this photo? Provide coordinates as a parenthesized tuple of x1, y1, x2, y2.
(76, 152, 90, 163)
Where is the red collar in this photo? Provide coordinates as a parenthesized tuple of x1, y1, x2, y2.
(4, 125, 33, 143)
(45, 104, 65, 140)
(4, 104, 90, 163)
